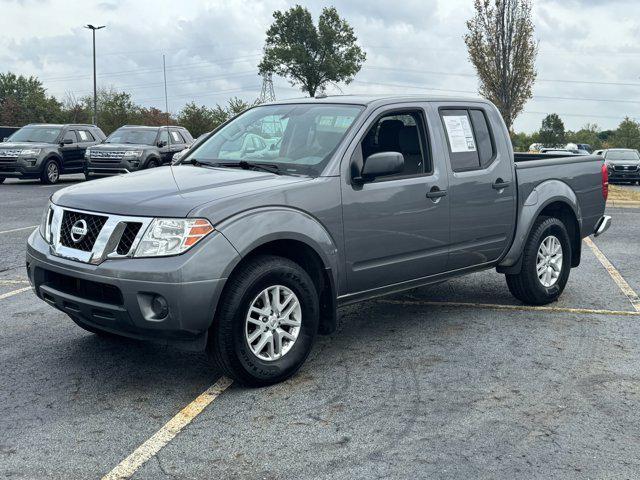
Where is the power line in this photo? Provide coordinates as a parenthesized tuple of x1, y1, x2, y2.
(39, 54, 262, 82)
(363, 65, 640, 88)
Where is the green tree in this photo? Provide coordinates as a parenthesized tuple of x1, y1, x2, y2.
(0, 72, 62, 125)
(565, 123, 602, 150)
(87, 87, 141, 134)
(510, 130, 539, 152)
(539, 113, 565, 147)
(611, 117, 640, 149)
(138, 107, 173, 126)
(465, 0, 538, 131)
(258, 5, 366, 97)
(177, 102, 217, 138)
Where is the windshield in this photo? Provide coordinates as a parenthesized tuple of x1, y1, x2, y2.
(606, 150, 640, 161)
(185, 103, 364, 176)
(105, 129, 158, 145)
(8, 126, 62, 143)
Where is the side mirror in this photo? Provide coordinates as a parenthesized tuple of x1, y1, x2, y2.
(2, 137, 7, 142)
(61, 138, 74, 145)
(157, 141, 167, 148)
(354, 152, 404, 183)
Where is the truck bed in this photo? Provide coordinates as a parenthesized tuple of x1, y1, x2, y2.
(513, 153, 605, 238)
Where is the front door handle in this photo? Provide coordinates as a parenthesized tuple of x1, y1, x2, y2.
(426, 186, 448, 200)
(492, 178, 511, 190)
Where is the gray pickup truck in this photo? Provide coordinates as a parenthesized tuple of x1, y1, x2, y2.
(26, 96, 611, 386)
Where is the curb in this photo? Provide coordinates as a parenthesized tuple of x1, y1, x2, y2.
(607, 200, 640, 209)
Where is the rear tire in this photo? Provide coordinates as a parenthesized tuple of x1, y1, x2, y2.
(40, 158, 60, 184)
(207, 255, 319, 387)
(506, 216, 572, 305)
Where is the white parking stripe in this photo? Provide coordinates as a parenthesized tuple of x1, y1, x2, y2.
(584, 237, 640, 312)
(0, 280, 29, 285)
(0, 225, 37, 235)
(378, 299, 640, 316)
(0, 287, 32, 300)
(102, 376, 233, 480)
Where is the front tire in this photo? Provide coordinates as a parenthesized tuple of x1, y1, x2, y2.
(145, 158, 159, 169)
(506, 216, 572, 305)
(40, 158, 60, 184)
(207, 255, 319, 387)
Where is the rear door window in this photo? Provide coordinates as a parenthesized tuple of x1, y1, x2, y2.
(170, 130, 184, 144)
(441, 108, 496, 172)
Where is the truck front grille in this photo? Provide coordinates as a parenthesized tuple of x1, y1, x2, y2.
(116, 222, 143, 255)
(613, 165, 639, 172)
(90, 150, 126, 161)
(0, 149, 21, 159)
(48, 205, 154, 264)
(59, 210, 108, 252)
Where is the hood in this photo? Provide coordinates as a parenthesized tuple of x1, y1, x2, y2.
(0, 142, 54, 149)
(91, 143, 149, 150)
(52, 164, 310, 217)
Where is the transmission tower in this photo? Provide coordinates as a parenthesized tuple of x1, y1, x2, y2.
(258, 73, 276, 103)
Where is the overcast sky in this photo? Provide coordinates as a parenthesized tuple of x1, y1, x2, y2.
(1, 0, 639, 132)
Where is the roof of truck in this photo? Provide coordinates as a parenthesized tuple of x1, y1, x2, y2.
(266, 94, 488, 106)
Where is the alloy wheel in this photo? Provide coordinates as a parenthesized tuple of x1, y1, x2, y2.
(245, 285, 302, 361)
(536, 235, 563, 287)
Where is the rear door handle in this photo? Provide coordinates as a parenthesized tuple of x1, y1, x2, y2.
(492, 179, 511, 190)
(426, 187, 448, 199)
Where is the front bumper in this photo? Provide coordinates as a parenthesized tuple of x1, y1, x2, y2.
(86, 158, 142, 176)
(26, 229, 239, 349)
(608, 167, 640, 182)
(0, 158, 42, 178)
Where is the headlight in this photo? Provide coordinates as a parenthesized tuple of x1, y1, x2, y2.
(39, 204, 53, 243)
(134, 218, 214, 257)
(123, 150, 143, 158)
(20, 148, 41, 156)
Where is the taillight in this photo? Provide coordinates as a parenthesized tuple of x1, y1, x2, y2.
(601, 163, 609, 200)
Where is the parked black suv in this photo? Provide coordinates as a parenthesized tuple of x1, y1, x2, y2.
(85, 125, 193, 179)
(0, 124, 105, 184)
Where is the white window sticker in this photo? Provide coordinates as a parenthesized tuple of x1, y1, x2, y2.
(443, 115, 476, 153)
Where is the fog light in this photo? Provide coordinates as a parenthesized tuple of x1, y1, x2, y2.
(151, 294, 169, 318)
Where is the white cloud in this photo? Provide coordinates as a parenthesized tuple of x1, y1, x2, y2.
(2, 0, 640, 132)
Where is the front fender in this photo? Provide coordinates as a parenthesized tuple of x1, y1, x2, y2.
(215, 206, 340, 288)
(499, 179, 581, 268)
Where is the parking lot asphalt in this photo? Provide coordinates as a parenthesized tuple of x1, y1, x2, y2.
(2, 176, 640, 479)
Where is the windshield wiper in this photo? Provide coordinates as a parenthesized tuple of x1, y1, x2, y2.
(189, 159, 281, 174)
(189, 158, 220, 168)
(238, 161, 281, 174)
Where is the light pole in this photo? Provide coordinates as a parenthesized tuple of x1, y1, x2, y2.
(85, 24, 105, 126)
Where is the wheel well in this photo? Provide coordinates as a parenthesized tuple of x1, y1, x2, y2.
(228, 239, 337, 335)
(539, 201, 581, 267)
(145, 156, 160, 167)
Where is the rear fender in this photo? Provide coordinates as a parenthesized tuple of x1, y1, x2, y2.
(498, 179, 581, 272)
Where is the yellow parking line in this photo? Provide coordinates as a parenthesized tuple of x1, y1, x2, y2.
(0, 287, 32, 300)
(584, 237, 640, 312)
(0, 225, 37, 235)
(102, 376, 233, 480)
(377, 299, 640, 317)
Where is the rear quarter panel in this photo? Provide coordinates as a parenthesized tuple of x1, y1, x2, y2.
(500, 155, 606, 267)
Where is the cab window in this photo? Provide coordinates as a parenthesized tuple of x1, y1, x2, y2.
(360, 110, 430, 177)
